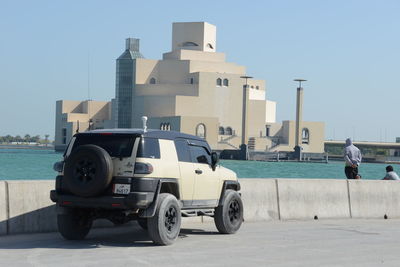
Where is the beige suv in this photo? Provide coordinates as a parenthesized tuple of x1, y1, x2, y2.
(50, 128, 243, 245)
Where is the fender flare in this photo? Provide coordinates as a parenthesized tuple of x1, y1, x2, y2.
(218, 180, 241, 206)
(139, 178, 180, 218)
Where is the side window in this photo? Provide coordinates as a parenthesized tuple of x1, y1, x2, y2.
(189, 145, 211, 165)
(137, 138, 160, 159)
(174, 139, 191, 162)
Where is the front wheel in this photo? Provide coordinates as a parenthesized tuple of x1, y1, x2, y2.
(147, 193, 181, 245)
(57, 207, 92, 240)
(214, 189, 243, 234)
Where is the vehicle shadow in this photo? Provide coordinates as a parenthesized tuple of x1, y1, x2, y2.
(180, 228, 219, 236)
(0, 225, 218, 249)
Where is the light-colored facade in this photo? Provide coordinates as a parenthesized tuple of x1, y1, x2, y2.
(54, 100, 112, 151)
(266, 120, 325, 153)
(122, 22, 277, 150)
(55, 21, 325, 154)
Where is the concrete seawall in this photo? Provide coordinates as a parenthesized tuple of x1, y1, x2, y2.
(7, 181, 56, 234)
(0, 181, 7, 235)
(277, 179, 350, 220)
(1, 178, 400, 235)
(349, 180, 400, 218)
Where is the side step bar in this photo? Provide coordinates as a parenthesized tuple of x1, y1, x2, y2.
(181, 209, 214, 217)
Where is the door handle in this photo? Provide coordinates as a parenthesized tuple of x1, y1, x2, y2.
(195, 169, 203, 174)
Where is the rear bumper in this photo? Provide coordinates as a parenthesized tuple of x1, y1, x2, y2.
(50, 190, 154, 210)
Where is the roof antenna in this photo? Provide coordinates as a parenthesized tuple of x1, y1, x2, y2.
(142, 116, 148, 132)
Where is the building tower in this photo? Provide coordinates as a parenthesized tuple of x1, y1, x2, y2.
(115, 38, 144, 128)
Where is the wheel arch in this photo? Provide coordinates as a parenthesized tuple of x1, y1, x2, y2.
(218, 180, 241, 206)
(139, 178, 180, 218)
(159, 180, 180, 200)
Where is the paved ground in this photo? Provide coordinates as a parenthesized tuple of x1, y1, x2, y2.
(0, 219, 399, 266)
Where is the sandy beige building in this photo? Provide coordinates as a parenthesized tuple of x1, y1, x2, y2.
(54, 100, 112, 151)
(114, 22, 277, 150)
(55, 21, 325, 154)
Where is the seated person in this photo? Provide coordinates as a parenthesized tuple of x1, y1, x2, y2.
(382, 165, 400, 180)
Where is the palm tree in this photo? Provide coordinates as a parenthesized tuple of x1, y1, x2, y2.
(30, 135, 40, 144)
(5, 135, 12, 143)
(15, 135, 22, 143)
(24, 134, 31, 143)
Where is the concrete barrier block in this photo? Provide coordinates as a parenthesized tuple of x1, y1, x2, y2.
(240, 178, 279, 221)
(7, 180, 56, 234)
(349, 180, 400, 219)
(277, 179, 350, 220)
(0, 181, 7, 235)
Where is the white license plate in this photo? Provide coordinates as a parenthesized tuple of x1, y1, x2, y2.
(113, 184, 131, 195)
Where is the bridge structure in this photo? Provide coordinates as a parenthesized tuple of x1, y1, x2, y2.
(325, 140, 400, 150)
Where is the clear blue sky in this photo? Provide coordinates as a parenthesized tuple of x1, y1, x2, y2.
(1, 0, 399, 142)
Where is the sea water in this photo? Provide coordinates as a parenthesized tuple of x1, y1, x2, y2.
(0, 148, 391, 180)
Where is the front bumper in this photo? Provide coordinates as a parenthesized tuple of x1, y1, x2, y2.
(50, 190, 155, 210)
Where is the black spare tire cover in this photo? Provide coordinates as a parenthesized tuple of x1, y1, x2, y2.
(64, 144, 113, 197)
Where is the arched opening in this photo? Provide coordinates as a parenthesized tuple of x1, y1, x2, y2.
(225, 127, 233, 136)
(223, 79, 229, 86)
(302, 128, 310, 144)
(216, 78, 222, 86)
(219, 126, 225, 135)
(196, 123, 206, 139)
(150, 77, 156, 84)
(265, 125, 271, 137)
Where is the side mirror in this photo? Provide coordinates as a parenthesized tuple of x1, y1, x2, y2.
(211, 152, 219, 171)
(53, 161, 64, 172)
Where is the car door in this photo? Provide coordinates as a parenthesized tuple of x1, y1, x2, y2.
(189, 142, 219, 207)
(174, 139, 196, 206)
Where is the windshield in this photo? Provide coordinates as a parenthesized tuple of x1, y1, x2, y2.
(72, 133, 136, 157)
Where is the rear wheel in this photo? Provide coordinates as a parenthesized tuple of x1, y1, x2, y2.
(137, 218, 148, 230)
(147, 193, 181, 245)
(57, 207, 92, 240)
(214, 189, 243, 234)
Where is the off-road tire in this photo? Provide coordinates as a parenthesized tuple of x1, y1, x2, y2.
(147, 193, 181, 245)
(214, 189, 243, 234)
(64, 144, 113, 197)
(57, 207, 92, 240)
(137, 218, 148, 230)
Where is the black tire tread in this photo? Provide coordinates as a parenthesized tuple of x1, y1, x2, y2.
(64, 144, 113, 197)
(147, 193, 181, 245)
(214, 189, 243, 234)
(137, 218, 148, 230)
(57, 208, 92, 240)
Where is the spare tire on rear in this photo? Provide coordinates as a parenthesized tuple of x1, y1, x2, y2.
(64, 144, 113, 197)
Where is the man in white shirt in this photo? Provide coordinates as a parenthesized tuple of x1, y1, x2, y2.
(382, 165, 400, 180)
